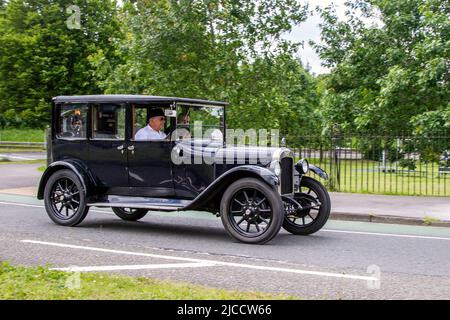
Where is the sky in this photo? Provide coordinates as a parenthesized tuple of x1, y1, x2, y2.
(284, 0, 350, 75)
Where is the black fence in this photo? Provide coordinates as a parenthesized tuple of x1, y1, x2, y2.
(285, 130, 450, 197)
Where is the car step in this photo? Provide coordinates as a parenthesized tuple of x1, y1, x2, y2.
(87, 196, 191, 212)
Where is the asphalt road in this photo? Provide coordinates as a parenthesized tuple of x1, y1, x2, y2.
(1, 193, 450, 299)
(0, 163, 42, 189)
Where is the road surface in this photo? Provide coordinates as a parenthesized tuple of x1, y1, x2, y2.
(0, 193, 449, 299)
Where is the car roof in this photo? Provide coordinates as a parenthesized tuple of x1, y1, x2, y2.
(52, 95, 229, 106)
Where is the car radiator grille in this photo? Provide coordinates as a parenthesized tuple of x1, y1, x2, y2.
(280, 157, 293, 194)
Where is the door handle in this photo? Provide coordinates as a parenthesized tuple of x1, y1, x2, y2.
(117, 144, 125, 154)
(128, 145, 135, 154)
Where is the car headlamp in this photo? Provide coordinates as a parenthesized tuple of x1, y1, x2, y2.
(296, 159, 309, 174)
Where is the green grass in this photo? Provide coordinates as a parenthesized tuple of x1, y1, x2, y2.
(0, 128, 46, 142)
(0, 148, 45, 153)
(0, 159, 45, 165)
(304, 159, 450, 197)
(0, 262, 294, 300)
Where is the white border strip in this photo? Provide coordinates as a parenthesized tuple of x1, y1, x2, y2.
(22, 240, 376, 281)
(51, 262, 216, 272)
(0, 201, 113, 214)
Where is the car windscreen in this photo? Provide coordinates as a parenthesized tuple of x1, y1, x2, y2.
(174, 104, 224, 141)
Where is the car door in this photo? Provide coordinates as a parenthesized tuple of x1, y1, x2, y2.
(53, 103, 89, 163)
(127, 104, 175, 197)
(88, 103, 129, 192)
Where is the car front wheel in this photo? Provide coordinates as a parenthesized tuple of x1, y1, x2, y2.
(43, 169, 89, 226)
(282, 176, 331, 235)
(220, 177, 284, 244)
(112, 208, 148, 221)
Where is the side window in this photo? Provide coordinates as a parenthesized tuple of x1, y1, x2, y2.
(132, 105, 171, 141)
(92, 104, 126, 140)
(57, 104, 88, 139)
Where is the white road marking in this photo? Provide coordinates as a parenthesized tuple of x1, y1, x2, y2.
(0, 201, 43, 209)
(22, 239, 377, 281)
(51, 262, 216, 272)
(322, 229, 450, 241)
(0, 154, 37, 160)
(21, 239, 221, 263)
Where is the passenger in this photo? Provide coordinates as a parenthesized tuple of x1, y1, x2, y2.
(178, 109, 190, 125)
(68, 108, 83, 137)
(135, 108, 167, 140)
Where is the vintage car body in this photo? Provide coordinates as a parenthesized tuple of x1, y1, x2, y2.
(38, 95, 331, 244)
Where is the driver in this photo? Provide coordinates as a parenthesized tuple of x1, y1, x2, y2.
(135, 108, 167, 140)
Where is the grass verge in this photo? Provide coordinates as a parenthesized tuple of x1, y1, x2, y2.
(0, 159, 45, 165)
(302, 159, 450, 197)
(0, 262, 294, 300)
(0, 148, 45, 153)
(0, 128, 46, 142)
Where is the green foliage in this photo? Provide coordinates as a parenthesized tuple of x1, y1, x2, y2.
(98, 0, 320, 133)
(313, 0, 450, 134)
(411, 107, 450, 136)
(0, 0, 321, 133)
(0, 0, 124, 128)
(398, 158, 417, 171)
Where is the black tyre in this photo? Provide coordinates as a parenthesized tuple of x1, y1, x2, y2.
(43, 169, 89, 226)
(112, 207, 148, 221)
(220, 177, 284, 244)
(282, 176, 331, 235)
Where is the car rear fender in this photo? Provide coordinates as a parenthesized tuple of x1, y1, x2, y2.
(37, 160, 96, 199)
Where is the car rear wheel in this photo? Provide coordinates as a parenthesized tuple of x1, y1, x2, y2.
(112, 208, 148, 221)
(282, 176, 330, 235)
(220, 177, 284, 244)
(44, 169, 89, 226)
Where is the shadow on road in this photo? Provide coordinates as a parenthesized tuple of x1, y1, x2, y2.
(74, 216, 337, 247)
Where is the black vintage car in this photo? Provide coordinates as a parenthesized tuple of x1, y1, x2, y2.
(38, 95, 330, 244)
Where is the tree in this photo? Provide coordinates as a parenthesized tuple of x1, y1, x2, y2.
(312, 0, 450, 134)
(96, 0, 320, 133)
(0, 0, 123, 127)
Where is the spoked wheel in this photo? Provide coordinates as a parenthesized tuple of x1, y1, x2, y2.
(220, 178, 284, 244)
(282, 176, 330, 235)
(112, 207, 148, 221)
(44, 169, 89, 226)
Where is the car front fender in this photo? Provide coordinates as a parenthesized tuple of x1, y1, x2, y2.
(184, 165, 279, 211)
(309, 164, 329, 180)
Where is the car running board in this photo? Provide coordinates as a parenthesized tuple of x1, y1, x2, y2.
(87, 196, 192, 212)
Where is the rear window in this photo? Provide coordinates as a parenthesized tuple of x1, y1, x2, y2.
(56, 104, 88, 139)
